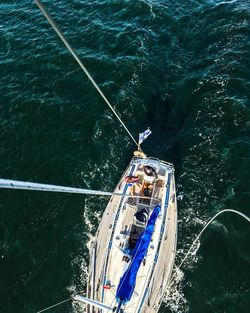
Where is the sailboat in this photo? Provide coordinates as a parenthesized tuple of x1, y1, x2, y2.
(0, 1, 178, 312)
(86, 156, 177, 313)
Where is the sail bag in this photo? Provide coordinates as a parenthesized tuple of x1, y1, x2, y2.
(116, 204, 161, 303)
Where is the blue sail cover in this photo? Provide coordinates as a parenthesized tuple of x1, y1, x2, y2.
(116, 204, 161, 303)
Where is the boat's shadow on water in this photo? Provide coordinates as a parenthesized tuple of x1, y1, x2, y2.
(143, 93, 183, 175)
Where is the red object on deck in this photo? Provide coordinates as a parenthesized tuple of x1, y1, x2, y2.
(125, 175, 140, 183)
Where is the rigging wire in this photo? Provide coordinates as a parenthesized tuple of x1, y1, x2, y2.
(34, 0, 138, 147)
(36, 298, 72, 313)
(34, 210, 249, 313)
(166, 209, 250, 293)
(36, 288, 87, 313)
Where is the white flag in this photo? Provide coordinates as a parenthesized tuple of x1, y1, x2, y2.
(139, 128, 152, 145)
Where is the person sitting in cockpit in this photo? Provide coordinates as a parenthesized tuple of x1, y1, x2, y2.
(142, 182, 153, 197)
(143, 165, 157, 183)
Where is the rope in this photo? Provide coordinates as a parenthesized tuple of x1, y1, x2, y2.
(36, 288, 88, 313)
(166, 209, 250, 291)
(36, 297, 72, 313)
(35, 0, 138, 147)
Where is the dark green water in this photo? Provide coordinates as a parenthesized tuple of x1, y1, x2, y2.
(0, 0, 249, 312)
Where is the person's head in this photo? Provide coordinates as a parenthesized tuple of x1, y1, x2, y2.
(144, 186, 152, 196)
(143, 165, 157, 177)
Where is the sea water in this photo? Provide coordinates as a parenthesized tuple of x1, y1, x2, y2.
(0, 1, 249, 312)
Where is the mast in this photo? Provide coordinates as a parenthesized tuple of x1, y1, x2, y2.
(0, 178, 158, 201)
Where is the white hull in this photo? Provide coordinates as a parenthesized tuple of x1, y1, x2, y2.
(87, 156, 177, 313)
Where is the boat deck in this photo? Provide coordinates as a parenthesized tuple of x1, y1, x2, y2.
(87, 157, 177, 313)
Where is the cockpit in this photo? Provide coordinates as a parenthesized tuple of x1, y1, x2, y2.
(128, 208, 149, 249)
(120, 162, 165, 254)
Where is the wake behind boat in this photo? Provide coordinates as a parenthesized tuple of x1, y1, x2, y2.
(0, 153, 178, 313)
(87, 155, 177, 312)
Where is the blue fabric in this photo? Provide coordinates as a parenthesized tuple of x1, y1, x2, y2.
(116, 204, 161, 303)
